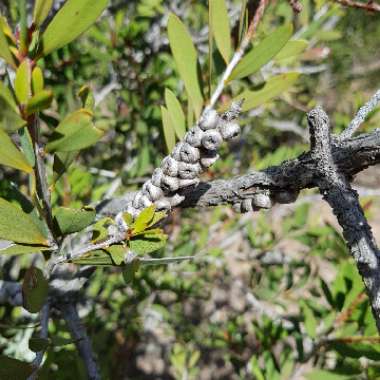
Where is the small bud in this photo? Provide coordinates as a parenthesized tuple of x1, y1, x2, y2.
(185, 126, 203, 147)
(178, 162, 201, 179)
(199, 109, 219, 130)
(151, 168, 163, 187)
(179, 143, 200, 163)
(219, 121, 240, 140)
(161, 175, 179, 192)
(162, 156, 179, 177)
(200, 150, 219, 168)
(201, 130, 223, 150)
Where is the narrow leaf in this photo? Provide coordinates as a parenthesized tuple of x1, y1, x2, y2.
(0, 97, 26, 133)
(32, 66, 44, 94)
(29, 337, 50, 353)
(22, 266, 49, 313)
(25, 90, 53, 115)
(19, 127, 36, 167)
(46, 109, 103, 152)
(167, 13, 203, 118)
(33, 0, 54, 26)
(161, 106, 176, 153)
(275, 39, 309, 61)
(70, 249, 114, 266)
(0, 197, 49, 245)
(236, 72, 300, 111)
(165, 89, 186, 138)
(229, 24, 293, 80)
(0, 242, 50, 255)
(0, 129, 33, 172)
(122, 259, 140, 284)
(14, 60, 31, 104)
(53, 206, 96, 235)
(209, 0, 232, 64)
(0, 18, 16, 67)
(41, 0, 108, 56)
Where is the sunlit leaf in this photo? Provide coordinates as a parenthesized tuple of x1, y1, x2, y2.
(167, 13, 203, 118)
(236, 72, 300, 111)
(0, 97, 26, 133)
(0, 18, 16, 67)
(161, 106, 176, 153)
(129, 232, 167, 255)
(165, 89, 186, 139)
(46, 109, 103, 152)
(32, 66, 44, 94)
(25, 90, 53, 115)
(275, 39, 309, 61)
(229, 24, 293, 80)
(78, 85, 95, 110)
(132, 205, 156, 234)
(70, 249, 114, 266)
(40, 0, 108, 56)
(18, 127, 36, 167)
(0, 242, 50, 255)
(0, 197, 49, 245)
(0, 129, 33, 173)
(209, 0, 232, 64)
(14, 60, 32, 104)
(105, 245, 126, 265)
(53, 206, 96, 235)
(33, 0, 54, 26)
(22, 266, 49, 313)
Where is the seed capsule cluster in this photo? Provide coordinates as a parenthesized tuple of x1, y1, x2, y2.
(125, 102, 242, 217)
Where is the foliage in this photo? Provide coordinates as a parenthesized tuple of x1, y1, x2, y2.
(0, 0, 379, 379)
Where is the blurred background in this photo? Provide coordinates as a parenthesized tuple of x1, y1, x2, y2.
(1, 0, 380, 379)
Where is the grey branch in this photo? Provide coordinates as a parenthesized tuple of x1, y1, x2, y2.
(98, 127, 380, 215)
(340, 89, 380, 140)
(307, 106, 380, 332)
(60, 303, 101, 380)
(0, 280, 22, 306)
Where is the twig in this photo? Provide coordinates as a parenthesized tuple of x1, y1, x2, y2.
(28, 303, 50, 380)
(332, 0, 380, 12)
(60, 303, 101, 380)
(307, 106, 380, 332)
(340, 89, 380, 140)
(207, 0, 270, 110)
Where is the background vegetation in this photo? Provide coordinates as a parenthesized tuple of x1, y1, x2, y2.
(1, 0, 380, 379)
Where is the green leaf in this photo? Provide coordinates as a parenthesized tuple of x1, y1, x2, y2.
(275, 39, 309, 61)
(29, 337, 50, 352)
(53, 206, 96, 235)
(0, 18, 16, 68)
(18, 127, 36, 167)
(91, 217, 114, 243)
(22, 266, 49, 313)
(165, 89, 186, 139)
(132, 205, 156, 234)
(167, 13, 203, 118)
(148, 211, 167, 228)
(70, 249, 114, 266)
(129, 232, 167, 255)
(14, 60, 32, 104)
(122, 259, 140, 284)
(0, 81, 17, 110)
(32, 66, 44, 94)
(209, 0, 232, 64)
(229, 24, 293, 81)
(236, 72, 300, 111)
(0, 96, 26, 133)
(301, 301, 317, 338)
(46, 109, 103, 153)
(0, 197, 49, 245)
(329, 341, 380, 361)
(52, 151, 78, 183)
(33, 0, 54, 26)
(105, 245, 126, 265)
(0, 355, 33, 380)
(78, 85, 95, 110)
(40, 0, 108, 56)
(161, 106, 176, 153)
(306, 369, 352, 380)
(25, 90, 53, 115)
(0, 243, 50, 256)
(0, 129, 33, 173)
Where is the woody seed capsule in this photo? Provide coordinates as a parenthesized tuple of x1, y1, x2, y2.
(199, 109, 219, 130)
(201, 130, 223, 150)
(162, 156, 179, 177)
(179, 143, 200, 163)
(161, 175, 179, 192)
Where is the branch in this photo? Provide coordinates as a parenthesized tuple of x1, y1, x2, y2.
(0, 280, 22, 306)
(307, 106, 380, 332)
(60, 303, 101, 380)
(332, 0, 380, 12)
(98, 127, 380, 215)
(340, 88, 380, 140)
